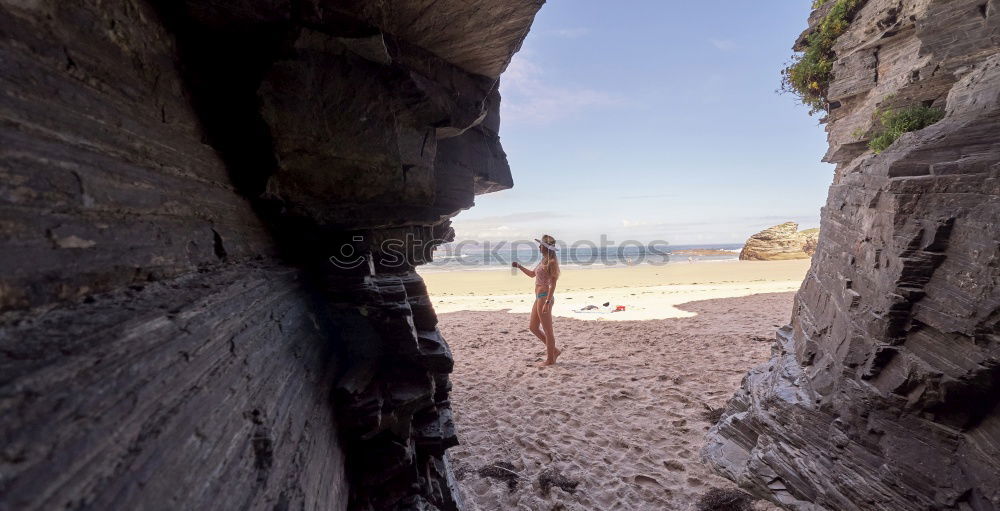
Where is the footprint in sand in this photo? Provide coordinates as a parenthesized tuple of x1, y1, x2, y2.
(662, 460, 686, 472)
(633, 474, 661, 489)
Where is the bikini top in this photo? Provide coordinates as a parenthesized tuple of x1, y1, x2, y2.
(534, 261, 552, 287)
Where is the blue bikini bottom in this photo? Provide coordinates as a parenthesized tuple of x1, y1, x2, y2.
(536, 292, 548, 299)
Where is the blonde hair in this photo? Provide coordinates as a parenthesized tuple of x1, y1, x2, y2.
(540, 234, 560, 279)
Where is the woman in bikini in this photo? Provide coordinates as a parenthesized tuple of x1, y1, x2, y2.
(512, 234, 561, 366)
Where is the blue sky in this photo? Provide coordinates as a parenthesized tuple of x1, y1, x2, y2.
(450, 0, 832, 246)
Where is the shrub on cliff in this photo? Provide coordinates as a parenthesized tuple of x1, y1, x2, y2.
(868, 105, 945, 153)
(781, 0, 866, 114)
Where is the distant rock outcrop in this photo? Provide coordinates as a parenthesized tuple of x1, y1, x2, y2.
(738, 222, 819, 260)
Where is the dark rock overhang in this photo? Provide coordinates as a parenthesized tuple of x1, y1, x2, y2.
(0, 1, 543, 510)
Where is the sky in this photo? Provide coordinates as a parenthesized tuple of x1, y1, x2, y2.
(449, 0, 833, 246)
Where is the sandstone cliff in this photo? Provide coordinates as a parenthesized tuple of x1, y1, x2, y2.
(705, 1, 1000, 510)
(739, 222, 820, 260)
(0, 1, 541, 510)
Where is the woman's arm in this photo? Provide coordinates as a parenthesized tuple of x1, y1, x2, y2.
(513, 262, 535, 277)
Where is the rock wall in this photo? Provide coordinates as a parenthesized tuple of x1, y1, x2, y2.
(0, 1, 541, 509)
(705, 1, 1000, 510)
(739, 222, 820, 261)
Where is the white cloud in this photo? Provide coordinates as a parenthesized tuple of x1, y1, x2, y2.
(617, 193, 675, 200)
(457, 211, 564, 224)
(500, 53, 623, 125)
(451, 211, 565, 240)
(460, 227, 532, 240)
(709, 38, 738, 51)
(621, 219, 654, 228)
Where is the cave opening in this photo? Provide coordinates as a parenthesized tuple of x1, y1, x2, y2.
(418, 3, 830, 507)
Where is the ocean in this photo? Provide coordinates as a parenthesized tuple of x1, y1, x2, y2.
(421, 242, 744, 272)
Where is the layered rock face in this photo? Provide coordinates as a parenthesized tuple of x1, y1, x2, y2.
(0, 1, 540, 510)
(739, 222, 820, 261)
(705, 1, 1000, 510)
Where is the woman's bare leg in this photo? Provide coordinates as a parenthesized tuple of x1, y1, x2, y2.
(538, 308, 560, 366)
(528, 299, 547, 346)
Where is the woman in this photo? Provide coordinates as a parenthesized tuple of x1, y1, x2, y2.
(512, 235, 561, 366)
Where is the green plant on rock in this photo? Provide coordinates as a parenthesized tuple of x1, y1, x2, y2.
(781, 0, 867, 114)
(867, 105, 945, 153)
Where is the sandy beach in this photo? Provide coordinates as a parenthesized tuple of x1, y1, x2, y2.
(421, 259, 810, 321)
(425, 260, 809, 509)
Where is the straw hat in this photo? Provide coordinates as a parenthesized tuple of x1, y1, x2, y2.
(534, 235, 559, 251)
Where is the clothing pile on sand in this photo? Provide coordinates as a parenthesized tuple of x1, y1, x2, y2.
(573, 301, 625, 314)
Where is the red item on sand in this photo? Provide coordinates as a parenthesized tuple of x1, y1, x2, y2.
(614, 305, 626, 312)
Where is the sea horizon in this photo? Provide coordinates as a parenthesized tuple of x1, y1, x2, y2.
(422, 241, 745, 272)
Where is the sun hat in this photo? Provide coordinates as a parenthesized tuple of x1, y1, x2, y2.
(534, 236, 559, 251)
